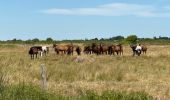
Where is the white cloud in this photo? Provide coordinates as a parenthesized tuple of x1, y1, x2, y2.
(41, 3, 170, 17)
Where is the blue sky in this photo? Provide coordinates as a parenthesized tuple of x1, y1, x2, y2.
(0, 0, 170, 40)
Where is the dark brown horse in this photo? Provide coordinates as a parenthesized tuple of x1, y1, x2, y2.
(75, 46, 82, 55)
(83, 45, 92, 54)
(29, 46, 42, 59)
(91, 43, 101, 55)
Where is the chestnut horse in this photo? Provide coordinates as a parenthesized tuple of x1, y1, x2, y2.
(141, 45, 147, 54)
(53, 44, 74, 55)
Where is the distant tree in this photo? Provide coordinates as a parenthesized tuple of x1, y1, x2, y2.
(12, 38, 17, 41)
(32, 38, 39, 42)
(153, 36, 157, 40)
(159, 36, 169, 40)
(110, 36, 124, 40)
(126, 35, 138, 44)
(94, 38, 98, 41)
(100, 38, 105, 41)
(46, 37, 53, 42)
(91, 38, 98, 41)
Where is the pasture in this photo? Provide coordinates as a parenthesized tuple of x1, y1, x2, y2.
(0, 44, 170, 99)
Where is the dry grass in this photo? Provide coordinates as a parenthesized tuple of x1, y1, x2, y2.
(0, 44, 170, 99)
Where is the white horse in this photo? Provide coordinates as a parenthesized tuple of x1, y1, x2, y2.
(40, 46, 49, 57)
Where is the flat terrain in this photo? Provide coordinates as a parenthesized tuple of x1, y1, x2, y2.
(0, 44, 170, 99)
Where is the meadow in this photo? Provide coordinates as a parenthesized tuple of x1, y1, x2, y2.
(0, 44, 170, 99)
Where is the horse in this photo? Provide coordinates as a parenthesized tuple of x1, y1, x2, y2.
(141, 45, 147, 54)
(67, 46, 74, 55)
(108, 45, 116, 55)
(75, 46, 82, 55)
(114, 44, 123, 55)
(91, 43, 101, 55)
(100, 43, 109, 55)
(53, 44, 74, 55)
(29, 46, 42, 59)
(40, 46, 49, 57)
(83, 45, 92, 54)
(130, 44, 141, 56)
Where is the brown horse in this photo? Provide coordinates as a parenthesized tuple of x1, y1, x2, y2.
(53, 44, 73, 54)
(114, 44, 123, 55)
(29, 46, 42, 59)
(67, 46, 74, 55)
(141, 45, 147, 54)
(75, 46, 82, 55)
(108, 45, 116, 55)
(91, 43, 101, 55)
(83, 45, 92, 54)
(100, 43, 109, 54)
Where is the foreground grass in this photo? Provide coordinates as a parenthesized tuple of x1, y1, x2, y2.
(0, 44, 170, 99)
(0, 83, 152, 100)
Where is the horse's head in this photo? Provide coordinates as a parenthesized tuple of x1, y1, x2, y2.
(53, 44, 57, 48)
(130, 44, 137, 50)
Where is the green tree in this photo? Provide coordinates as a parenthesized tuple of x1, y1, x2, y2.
(126, 35, 138, 44)
(32, 38, 39, 42)
(46, 37, 53, 42)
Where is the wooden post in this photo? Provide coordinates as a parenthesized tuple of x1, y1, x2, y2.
(40, 64, 47, 90)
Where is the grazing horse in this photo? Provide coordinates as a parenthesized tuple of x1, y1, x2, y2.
(115, 44, 123, 55)
(83, 45, 92, 54)
(100, 43, 109, 54)
(75, 46, 82, 55)
(130, 44, 141, 56)
(29, 46, 42, 59)
(91, 43, 101, 55)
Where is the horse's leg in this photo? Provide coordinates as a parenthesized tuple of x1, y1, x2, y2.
(72, 51, 74, 55)
(116, 51, 118, 55)
(121, 51, 123, 55)
(133, 51, 135, 56)
(31, 55, 33, 59)
(41, 51, 43, 57)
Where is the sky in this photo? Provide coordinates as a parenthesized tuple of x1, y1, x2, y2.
(0, 0, 170, 40)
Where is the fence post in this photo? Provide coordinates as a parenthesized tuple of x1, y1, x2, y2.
(40, 64, 47, 90)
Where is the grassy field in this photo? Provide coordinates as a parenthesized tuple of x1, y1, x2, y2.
(0, 44, 170, 99)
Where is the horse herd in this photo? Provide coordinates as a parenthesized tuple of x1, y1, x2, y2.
(29, 43, 147, 59)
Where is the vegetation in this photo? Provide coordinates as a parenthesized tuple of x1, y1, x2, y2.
(126, 35, 138, 44)
(0, 44, 170, 99)
(1, 35, 170, 45)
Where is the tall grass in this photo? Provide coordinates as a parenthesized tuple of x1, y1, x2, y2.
(0, 44, 170, 99)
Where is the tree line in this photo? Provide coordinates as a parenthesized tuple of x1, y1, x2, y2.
(0, 35, 170, 45)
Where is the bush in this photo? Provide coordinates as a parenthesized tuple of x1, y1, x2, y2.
(126, 35, 138, 44)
